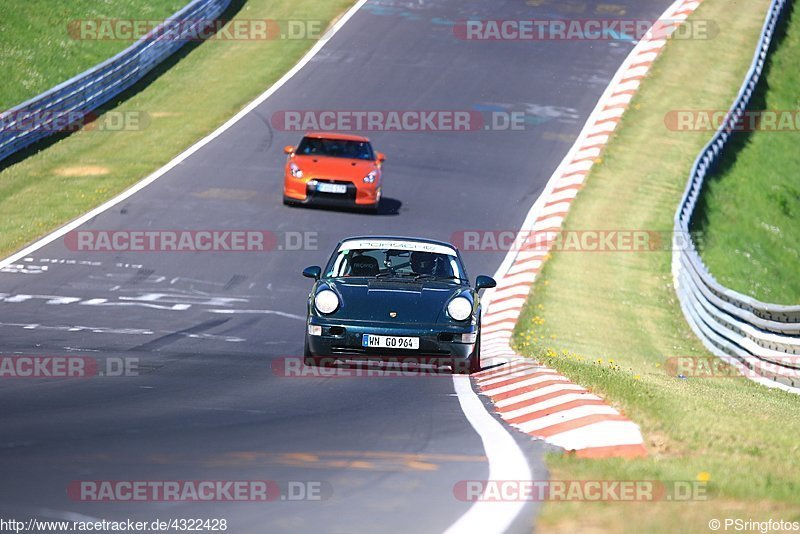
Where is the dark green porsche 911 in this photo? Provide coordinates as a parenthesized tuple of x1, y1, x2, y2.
(301, 236, 497, 374)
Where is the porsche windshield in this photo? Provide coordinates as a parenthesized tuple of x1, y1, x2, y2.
(326, 242, 465, 281)
(296, 137, 374, 160)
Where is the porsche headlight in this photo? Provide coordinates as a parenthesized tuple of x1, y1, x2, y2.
(314, 290, 339, 314)
(447, 296, 472, 321)
(290, 162, 304, 178)
(363, 171, 378, 184)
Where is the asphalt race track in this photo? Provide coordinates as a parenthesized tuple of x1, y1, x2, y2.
(0, 0, 671, 531)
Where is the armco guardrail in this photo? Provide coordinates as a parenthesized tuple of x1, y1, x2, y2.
(673, 0, 800, 390)
(0, 0, 231, 163)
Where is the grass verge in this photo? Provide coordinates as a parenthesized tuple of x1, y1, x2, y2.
(693, 4, 800, 304)
(0, 0, 354, 257)
(0, 0, 185, 110)
(509, 0, 800, 531)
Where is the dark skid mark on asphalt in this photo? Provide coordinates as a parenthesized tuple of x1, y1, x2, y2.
(128, 317, 231, 352)
(128, 268, 155, 285)
(223, 274, 248, 291)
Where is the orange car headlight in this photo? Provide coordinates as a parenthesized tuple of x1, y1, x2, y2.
(363, 171, 378, 184)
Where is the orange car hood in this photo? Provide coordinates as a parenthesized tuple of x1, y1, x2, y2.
(293, 155, 376, 179)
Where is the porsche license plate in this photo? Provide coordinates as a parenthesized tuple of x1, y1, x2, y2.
(317, 183, 347, 194)
(362, 334, 419, 350)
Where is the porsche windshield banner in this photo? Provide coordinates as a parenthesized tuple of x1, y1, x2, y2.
(338, 239, 457, 256)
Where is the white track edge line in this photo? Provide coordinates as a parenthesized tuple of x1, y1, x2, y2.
(446, 376, 532, 534)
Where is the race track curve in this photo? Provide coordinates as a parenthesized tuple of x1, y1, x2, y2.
(0, 0, 671, 531)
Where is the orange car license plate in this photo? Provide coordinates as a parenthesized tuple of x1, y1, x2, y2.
(317, 183, 347, 194)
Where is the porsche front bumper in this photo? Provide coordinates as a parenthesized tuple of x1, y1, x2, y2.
(305, 318, 477, 362)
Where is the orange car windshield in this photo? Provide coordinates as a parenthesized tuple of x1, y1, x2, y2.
(297, 137, 374, 160)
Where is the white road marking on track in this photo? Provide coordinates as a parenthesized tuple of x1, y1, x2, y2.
(80, 299, 191, 311)
(0, 291, 262, 311)
(0, 321, 246, 343)
(0, 292, 194, 311)
(0, 322, 155, 336)
(1, 289, 303, 319)
(446, 376, 531, 534)
(182, 332, 245, 343)
(0, 264, 48, 274)
(207, 309, 304, 320)
(118, 293, 246, 306)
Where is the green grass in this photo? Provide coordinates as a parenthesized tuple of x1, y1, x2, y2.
(509, 0, 800, 531)
(693, 4, 800, 304)
(0, 0, 186, 110)
(0, 0, 355, 257)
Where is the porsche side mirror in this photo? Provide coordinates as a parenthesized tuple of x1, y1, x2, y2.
(284, 145, 295, 155)
(376, 152, 386, 163)
(303, 266, 322, 280)
(475, 275, 496, 290)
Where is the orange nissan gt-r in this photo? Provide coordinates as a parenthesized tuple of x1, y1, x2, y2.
(282, 132, 385, 213)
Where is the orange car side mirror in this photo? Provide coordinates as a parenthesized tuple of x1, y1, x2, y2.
(376, 152, 386, 163)
(284, 145, 295, 155)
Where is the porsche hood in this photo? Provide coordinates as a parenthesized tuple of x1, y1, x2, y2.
(321, 278, 469, 324)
